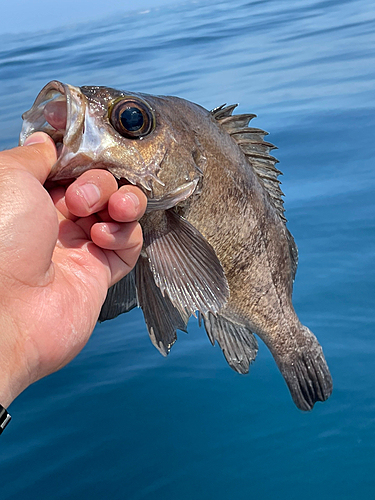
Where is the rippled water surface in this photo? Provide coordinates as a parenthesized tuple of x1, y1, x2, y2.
(0, 0, 374, 498)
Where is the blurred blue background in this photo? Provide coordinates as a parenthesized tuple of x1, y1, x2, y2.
(0, 0, 374, 498)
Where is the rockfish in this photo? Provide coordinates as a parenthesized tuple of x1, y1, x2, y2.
(20, 81, 333, 410)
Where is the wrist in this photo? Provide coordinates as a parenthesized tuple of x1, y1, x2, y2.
(0, 374, 15, 408)
(0, 313, 33, 408)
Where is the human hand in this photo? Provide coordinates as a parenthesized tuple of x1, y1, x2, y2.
(0, 132, 147, 407)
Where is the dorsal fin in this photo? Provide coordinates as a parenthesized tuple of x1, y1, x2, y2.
(211, 103, 239, 119)
(211, 104, 286, 222)
(211, 104, 298, 279)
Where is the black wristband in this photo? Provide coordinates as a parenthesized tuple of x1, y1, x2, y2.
(0, 405, 11, 435)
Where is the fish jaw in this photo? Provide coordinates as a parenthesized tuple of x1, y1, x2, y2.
(20, 81, 93, 179)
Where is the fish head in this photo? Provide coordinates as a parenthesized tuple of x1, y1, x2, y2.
(20, 80, 207, 200)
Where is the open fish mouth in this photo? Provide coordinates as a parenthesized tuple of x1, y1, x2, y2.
(19, 80, 124, 187)
(20, 81, 92, 181)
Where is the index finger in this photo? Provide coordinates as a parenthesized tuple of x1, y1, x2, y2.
(0, 132, 57, 183)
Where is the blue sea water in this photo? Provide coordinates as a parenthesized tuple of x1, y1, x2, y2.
(0, 0, 374, 498)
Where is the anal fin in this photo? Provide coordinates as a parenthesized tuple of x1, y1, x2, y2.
(203, 312, 258, 374)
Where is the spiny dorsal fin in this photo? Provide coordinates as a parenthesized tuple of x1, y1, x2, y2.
(211, 104, 286, 222)
(212, 103, 298, 280)
(211, 103, 239, 119)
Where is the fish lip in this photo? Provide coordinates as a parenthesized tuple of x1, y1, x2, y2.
(19, 80, 88, 180)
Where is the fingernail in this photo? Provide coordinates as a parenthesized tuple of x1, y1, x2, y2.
(104, 222, 121, 234)
(24, 132, 49, 146)
(77, 183, 101, 208)
(124, 192, 140, 210)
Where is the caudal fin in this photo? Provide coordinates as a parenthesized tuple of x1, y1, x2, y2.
(276, 325, 333, 411)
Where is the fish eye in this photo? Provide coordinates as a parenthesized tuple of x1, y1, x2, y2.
(109, 98, 154, 139)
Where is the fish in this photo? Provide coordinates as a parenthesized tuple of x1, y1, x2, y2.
(20, 80, 333, 411)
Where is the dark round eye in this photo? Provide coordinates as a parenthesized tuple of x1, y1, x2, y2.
(109, 98, 154, 138)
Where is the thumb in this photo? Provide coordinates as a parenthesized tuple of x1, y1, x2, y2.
(0, 133, 58, 286)
(0, 132, 57, 183)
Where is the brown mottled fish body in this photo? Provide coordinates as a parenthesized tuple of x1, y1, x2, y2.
(20, 81, 333, 410)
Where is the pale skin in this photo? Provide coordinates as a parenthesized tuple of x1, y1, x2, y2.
(0, 132, 147, 408)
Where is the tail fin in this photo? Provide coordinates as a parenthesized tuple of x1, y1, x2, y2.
(276, 325, 333, 411)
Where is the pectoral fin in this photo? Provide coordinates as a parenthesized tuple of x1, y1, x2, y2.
(144, 209, 229, 318)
